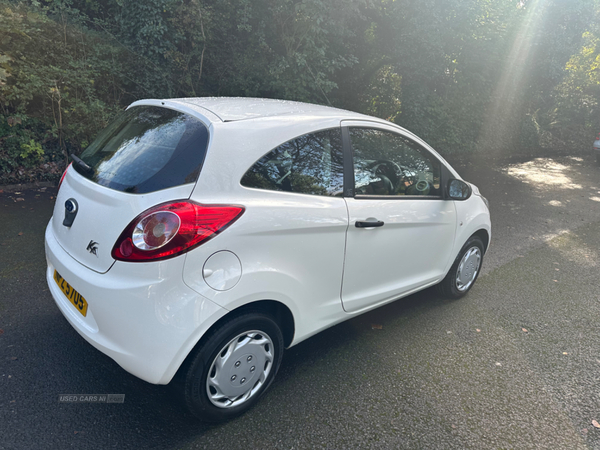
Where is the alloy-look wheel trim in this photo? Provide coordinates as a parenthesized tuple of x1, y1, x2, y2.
(206, 330, 274, 408)
(455, 246, 481, 292)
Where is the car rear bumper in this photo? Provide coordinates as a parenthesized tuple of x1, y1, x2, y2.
(44, 221, 227, 384)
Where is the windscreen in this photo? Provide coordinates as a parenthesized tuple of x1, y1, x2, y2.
(74, 105, 209, 193)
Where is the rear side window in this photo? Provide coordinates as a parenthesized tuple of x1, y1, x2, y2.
(75, 106, 209, 193)
(241, 128, 344, 196)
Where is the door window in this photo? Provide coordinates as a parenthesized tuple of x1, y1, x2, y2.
(349, 128, 441, 197)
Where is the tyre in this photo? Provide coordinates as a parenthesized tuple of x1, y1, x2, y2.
(178, 312, 284, 422)
(437, 236, 484, 299)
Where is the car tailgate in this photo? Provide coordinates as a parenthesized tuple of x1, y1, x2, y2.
(50, 167, 195, 273)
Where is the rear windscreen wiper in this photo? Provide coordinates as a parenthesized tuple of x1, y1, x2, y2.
(70, 154, 94, 175)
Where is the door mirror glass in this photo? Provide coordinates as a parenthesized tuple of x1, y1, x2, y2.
(448, 179, 471, 200)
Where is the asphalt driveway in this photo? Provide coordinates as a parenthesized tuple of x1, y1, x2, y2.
(1, 153, 600, 449)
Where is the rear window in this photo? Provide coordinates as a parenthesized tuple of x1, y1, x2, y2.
(74, 106, 209, 193)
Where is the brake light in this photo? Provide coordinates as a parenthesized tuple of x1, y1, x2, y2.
(58, 162, 72, 190)
(112, 201, 244, 262)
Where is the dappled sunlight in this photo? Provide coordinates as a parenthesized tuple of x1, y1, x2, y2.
(504, 158, 582, 190)
(548, 200, 564, 207)
(589, 196, 600, 202)
(547, 232, 598, 268)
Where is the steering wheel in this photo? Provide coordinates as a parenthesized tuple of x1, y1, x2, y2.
(371, 160, 413, 193)
(405, 172, 431, 195)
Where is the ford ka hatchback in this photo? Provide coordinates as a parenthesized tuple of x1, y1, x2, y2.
(45, 97, 491, 422)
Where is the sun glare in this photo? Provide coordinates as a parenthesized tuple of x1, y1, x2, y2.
(479, 0, 547, 153)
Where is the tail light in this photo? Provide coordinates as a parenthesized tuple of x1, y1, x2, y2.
(112, 201, 244, 262)
(58, 162, 72, 190)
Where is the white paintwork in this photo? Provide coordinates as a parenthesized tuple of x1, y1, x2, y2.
(45, 222, 228, 384)
(51, 168, 194, 273)
(182, 189, 349, 343)
(341, 197, 456, 313)
(45, 97, 491, 386)
(202, 251, 242, 291)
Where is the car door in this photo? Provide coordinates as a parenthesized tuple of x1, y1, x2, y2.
(341, 122, 457, 313)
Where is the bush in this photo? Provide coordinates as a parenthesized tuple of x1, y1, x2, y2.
(0, 0, 137, 182)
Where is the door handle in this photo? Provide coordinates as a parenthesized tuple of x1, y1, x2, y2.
(355, 220, 385, 228)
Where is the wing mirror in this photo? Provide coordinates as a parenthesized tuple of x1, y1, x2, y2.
(447, 179, 472, 200)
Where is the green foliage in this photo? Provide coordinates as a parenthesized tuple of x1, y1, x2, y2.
(19, 138, 43, 160)
(2, 0, 600, 185)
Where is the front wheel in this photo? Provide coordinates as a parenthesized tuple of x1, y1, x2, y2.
(178, 312, 284, 422)
(437, 236, 484, 299)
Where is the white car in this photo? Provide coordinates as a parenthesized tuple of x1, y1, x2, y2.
(45, 97, 491, 422)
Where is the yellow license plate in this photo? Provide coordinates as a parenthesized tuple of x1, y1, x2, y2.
(54, 270, 88, 317)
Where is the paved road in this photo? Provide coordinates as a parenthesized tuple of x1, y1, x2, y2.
(1, 154, 600, 449)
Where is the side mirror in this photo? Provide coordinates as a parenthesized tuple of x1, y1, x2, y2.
(447, 179, 472, 200)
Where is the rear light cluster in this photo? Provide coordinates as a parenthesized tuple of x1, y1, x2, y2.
(112, 201, 244, 262)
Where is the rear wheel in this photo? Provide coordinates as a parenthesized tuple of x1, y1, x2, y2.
(437, 236, 484, 299)
(178, 312, 284, 422)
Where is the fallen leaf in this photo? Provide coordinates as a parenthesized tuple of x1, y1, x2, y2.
(447, 331, 452, 334)
(371, 324, 383, 330)
(592, 420, 600, 429)
(16, 198, 24, 202)
(522, 328, 528, 333)
(563, 352, 568, 355)
(10, 357, 17, 361)
(476, 329, 481, 332)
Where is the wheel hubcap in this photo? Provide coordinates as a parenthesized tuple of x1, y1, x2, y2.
(455, 246, 481, 292)
(206, 330, 274, 408)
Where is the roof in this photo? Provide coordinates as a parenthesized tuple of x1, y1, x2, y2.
(169, 97, 361, 122)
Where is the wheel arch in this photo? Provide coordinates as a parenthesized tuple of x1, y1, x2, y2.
(472, 228, 490, 254)
(172, 299, 295, 383)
